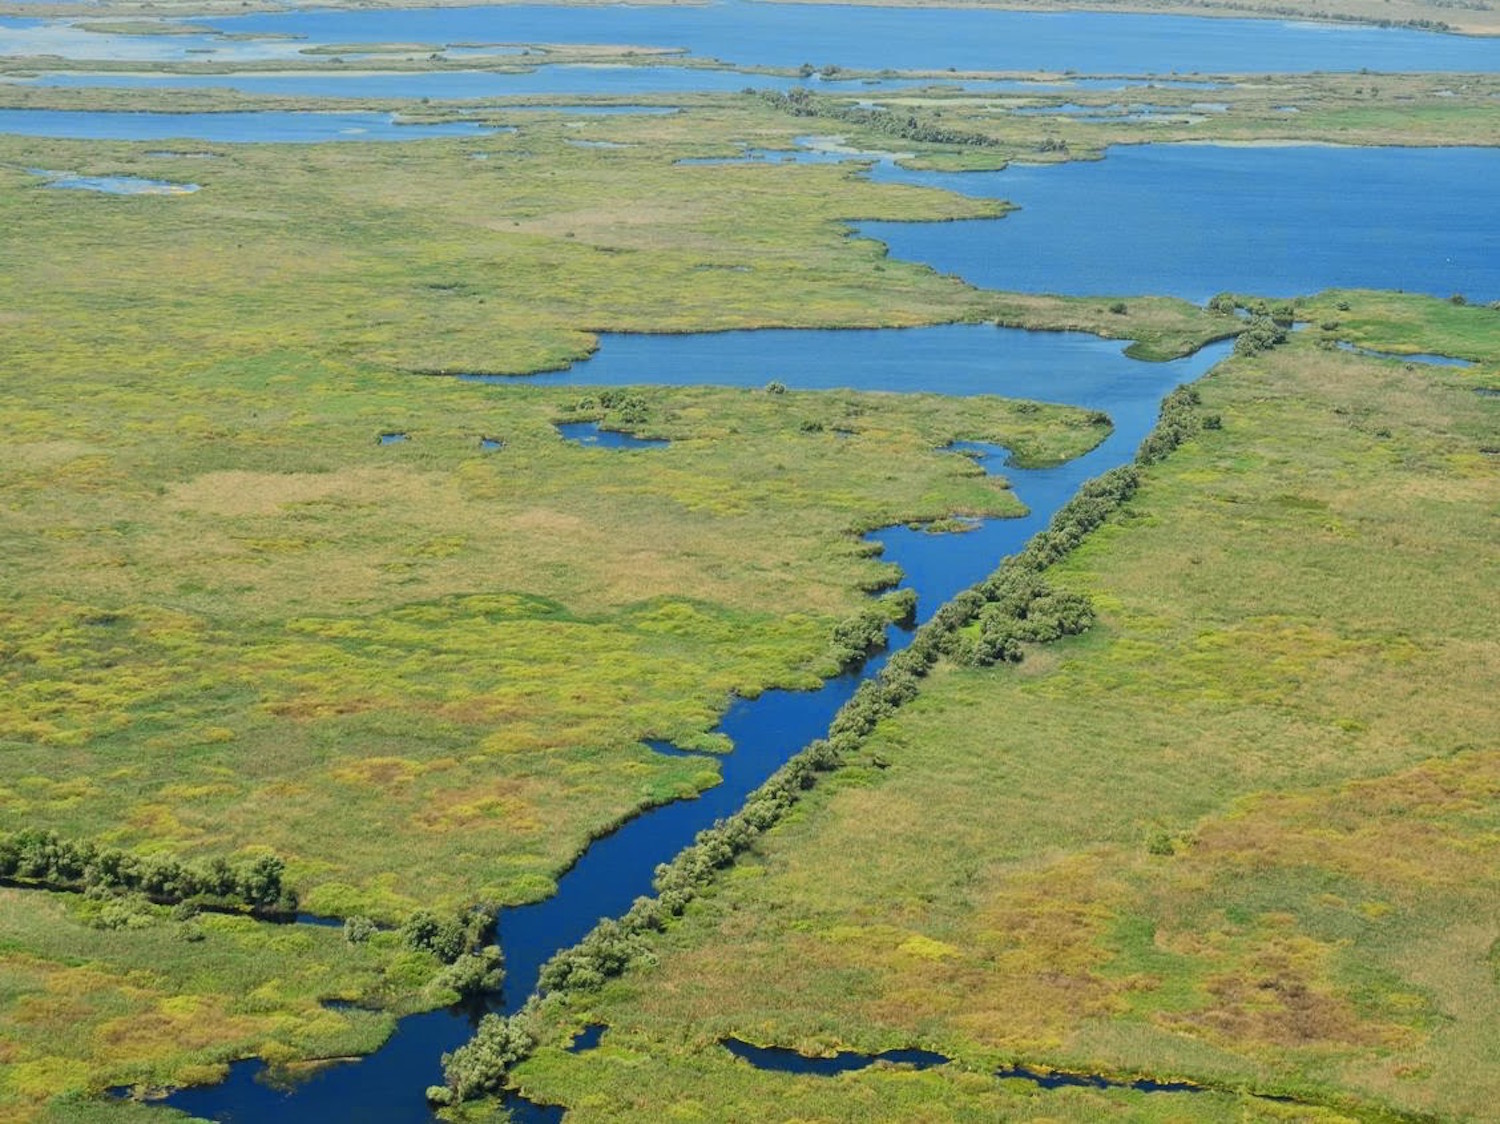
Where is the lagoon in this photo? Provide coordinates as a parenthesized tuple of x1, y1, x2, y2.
(214, 3, 1500, 75)
(863, 144, 1500, 302)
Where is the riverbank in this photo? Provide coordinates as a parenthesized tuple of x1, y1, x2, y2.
(506, 296, 1498, 1121)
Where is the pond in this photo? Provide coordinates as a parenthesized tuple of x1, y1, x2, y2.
(554, 420, 669, 449)
(29, 168, 199, 194)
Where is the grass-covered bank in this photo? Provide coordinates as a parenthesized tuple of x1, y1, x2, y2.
(0, 93, 1198, 1120)
(505, 295, 1498, 1121)
(0, 886, 449, 1121)
(1, 371, 1105, 921)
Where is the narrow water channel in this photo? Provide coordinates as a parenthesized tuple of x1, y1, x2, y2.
(145, 88, 1497, 1124)
(159, 329, 1228, 1124)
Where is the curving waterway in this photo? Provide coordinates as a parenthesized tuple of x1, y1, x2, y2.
(149, 125, 1500, 1121)
(159, 335, 1229, 1123)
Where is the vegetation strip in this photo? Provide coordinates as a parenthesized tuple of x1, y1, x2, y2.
(0, 829, 297, 917)
(428, 341, 1239, 1107)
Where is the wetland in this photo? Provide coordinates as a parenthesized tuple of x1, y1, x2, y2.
(0, 5, 1497, 1123)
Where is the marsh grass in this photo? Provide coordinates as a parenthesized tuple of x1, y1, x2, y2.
(0, 98, 1139, 1115)
(1, 375, 1100, 918)
(0, 886, 443, 1120)
(514, 303, 1499, 1121)
(0, 108, 1115, 920)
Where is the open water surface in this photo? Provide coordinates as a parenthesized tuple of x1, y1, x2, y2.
(8, 67, 1183, 98)
(180, 4, 1500, 73)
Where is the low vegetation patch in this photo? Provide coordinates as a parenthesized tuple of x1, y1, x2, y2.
(502, 303, 1498, 1121)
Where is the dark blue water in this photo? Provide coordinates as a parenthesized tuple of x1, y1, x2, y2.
(566, 1024, 607, 1053)
(212, 4, 1500, 74)
(723, 1038, 949, 1074)
(862, 145, 1500, 303)
(0, 108, 500, 142)
(554, 420, 669, 449)
(723, 1041, 1223, 1094)
(378, 431, 410, 444)
(722, 1043, 1223, 1096)
(995, 1065, 1204, 1094)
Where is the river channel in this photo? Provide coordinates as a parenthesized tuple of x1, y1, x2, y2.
(155, 137, 1500, 1124)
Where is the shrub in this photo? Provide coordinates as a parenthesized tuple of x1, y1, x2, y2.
(431, 1012, 537, 1104)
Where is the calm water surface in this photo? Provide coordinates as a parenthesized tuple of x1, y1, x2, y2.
(862, 145, 1500, 302)
(212, 3, 1500, 74)
(8, 2, 1500, 72)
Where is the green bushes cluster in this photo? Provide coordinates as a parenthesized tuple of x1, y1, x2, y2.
(401, 905, 504, 998)
(825, 589, 917, 671)
(0, 828, 297, 916)
(757, 89, 1002, 149)
(1136, 384, 1220, 465)
(434, 380, 1222, 1103)
(1233, 314, 1290, 357)
(428, 1012, 538, 1106)
(949, 573, 1095, 666)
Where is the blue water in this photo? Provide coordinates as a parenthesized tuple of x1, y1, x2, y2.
(566, 1024, 607, 1053)
(0, 108, 500, 142)
(378, 431, 410, 444)
(466, 324, 1221, 409)
(19, 66, 798, 98)
(29, 168, 198, 194)
(723, 1040, 1225, 1095)
(723, 1038, 949, 1074)
(995, 1065, 1205, 1094)
(1335, 340, 1474, 366)
(554, 420, 669, 449)
(209, 4, 1500, 74)
(862, 145, 1500, 303)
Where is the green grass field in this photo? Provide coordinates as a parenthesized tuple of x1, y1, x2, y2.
(0, 93, 1139, 1120)
(511, 296, 1499, 1121)
(0, 70, 1496, 1123)
(0, 885, 450, 1121)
